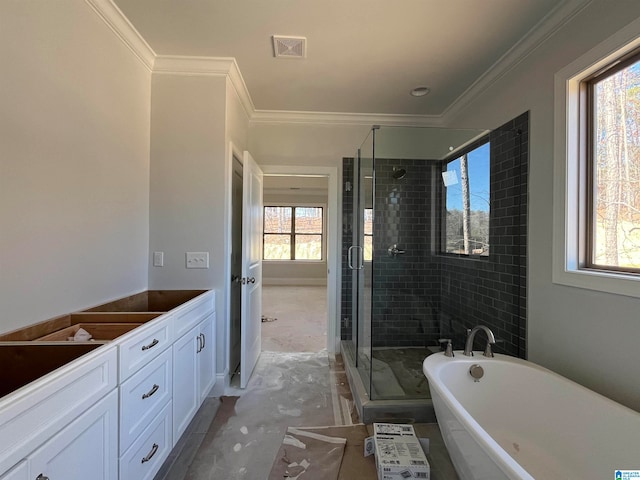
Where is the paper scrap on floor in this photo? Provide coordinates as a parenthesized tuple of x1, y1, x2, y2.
(268, 427, 346, 480)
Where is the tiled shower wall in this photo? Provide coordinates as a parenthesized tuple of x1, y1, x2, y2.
(371, 159, 441, 347)
(440, 112, 528, 357)
(341, 112, 528, 358)
(341, 158, 354, 341)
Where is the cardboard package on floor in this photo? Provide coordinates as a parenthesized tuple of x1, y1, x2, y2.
(366, 423, 430, 480)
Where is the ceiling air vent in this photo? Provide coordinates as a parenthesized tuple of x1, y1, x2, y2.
(272, 35, 307, 59)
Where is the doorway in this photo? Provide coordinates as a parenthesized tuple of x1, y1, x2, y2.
(229, 154, 243, 378)
(261, 174, 332, 352)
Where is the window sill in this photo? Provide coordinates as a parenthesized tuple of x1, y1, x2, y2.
(552, 266, 640, 299)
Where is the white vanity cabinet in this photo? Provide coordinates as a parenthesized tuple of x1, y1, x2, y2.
(0, 345, 118, 477)
(172, 311, 216, 443)
(119, 348, 173, 453)
(118, 402, 172, 480)
(0, 462, 27, 480)
(0, 290, 216, 480)
(28, 389, 118, 480)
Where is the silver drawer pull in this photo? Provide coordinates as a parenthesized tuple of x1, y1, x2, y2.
(142, 384, 159, 399)
(200, 333, 205, 350)
(141, 443, 159, 463)
(36, 475, 50, 480)
(141, 338, 159, 351)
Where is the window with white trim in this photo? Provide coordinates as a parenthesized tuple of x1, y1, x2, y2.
(263, 206, 324, 260)
(553, 21, 640, 297)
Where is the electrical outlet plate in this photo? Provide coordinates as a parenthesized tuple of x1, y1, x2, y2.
(186, 252, 209, 269)
(153, 251, 164, 267)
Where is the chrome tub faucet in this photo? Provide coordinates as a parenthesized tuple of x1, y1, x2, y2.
(463, 325, 496, 357)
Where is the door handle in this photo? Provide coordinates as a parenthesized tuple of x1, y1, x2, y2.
(348, 246, 364, 270)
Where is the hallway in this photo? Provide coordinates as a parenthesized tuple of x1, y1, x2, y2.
(261, 286, 327, 352)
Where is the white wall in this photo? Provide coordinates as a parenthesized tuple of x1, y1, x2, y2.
(250, 123, 371, 168)
(445, 0, 640, 412)
(0, 0, 151, 333)
(148, 71, 230, 384)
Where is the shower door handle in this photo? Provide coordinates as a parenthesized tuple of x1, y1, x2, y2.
(387, 244, 405, 257)
(348, 246, 364, 270)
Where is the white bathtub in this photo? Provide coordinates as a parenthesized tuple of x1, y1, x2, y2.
(423, 352, 640, 480)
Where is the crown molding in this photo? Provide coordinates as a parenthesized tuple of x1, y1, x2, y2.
(153, 56, 256, 119)
(84, 0, 156, 71)
(250, 110, 444, 127)
(442, 0, 593, 124)
(85, 0, 592, 128)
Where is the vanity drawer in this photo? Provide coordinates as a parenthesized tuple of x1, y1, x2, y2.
(0, 461, 27, 480)
(118, 315, 172, 381)
(172, 290, 215, 340)
(0, 345, 117, 475)
(119, 348, 172, 454)
(119, 402, 172, 480)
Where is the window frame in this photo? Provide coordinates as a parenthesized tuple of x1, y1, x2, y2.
(584, 48, 640, 274)
(262, 205, 325, 261)
(552, 19, 640, 298)
(440, 135, 491, 258)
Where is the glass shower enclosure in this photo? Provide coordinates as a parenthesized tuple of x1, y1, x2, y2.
(341, 124, 493, 421)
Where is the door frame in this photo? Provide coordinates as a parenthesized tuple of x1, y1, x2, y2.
(260, 164, 340, 354)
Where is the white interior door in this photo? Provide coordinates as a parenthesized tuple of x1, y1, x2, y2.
(240, 150, 263, 388)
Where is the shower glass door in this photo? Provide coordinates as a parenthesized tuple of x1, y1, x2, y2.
(350, 129, 375, 396)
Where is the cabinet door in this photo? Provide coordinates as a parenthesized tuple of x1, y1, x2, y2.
(29, 390, 118, 480)
(172, 325, 199, 444)
(0, 462, 27, 480)
(197, 312, 216, 403)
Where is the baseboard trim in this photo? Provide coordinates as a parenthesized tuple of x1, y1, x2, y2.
(210, 370, 229, 397)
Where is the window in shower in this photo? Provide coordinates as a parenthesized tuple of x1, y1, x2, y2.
(263, 206, 324, 260)
(443, 140, 491, 256)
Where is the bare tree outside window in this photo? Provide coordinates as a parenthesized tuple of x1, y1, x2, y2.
(589, 55, 640, 270)
(443, 142, 491, 256)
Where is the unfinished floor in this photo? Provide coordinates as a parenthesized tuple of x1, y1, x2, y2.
(154, 286, 458, 479)
(261, 285, 327, 352)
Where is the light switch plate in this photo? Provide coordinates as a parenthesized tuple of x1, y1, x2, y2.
(153, 251, 164, 267)
(186, 252, 209, 269)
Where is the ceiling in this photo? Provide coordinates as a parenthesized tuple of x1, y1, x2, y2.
(113, 0, 571, 117)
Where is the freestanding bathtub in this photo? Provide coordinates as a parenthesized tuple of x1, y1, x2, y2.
(423, 352, 640, 479)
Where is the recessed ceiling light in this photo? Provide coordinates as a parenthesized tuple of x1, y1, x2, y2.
(410, 86, 430, 97)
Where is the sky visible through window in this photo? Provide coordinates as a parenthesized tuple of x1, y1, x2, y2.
(444, 142, 490, 255)
(445, 143, 490, 212)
